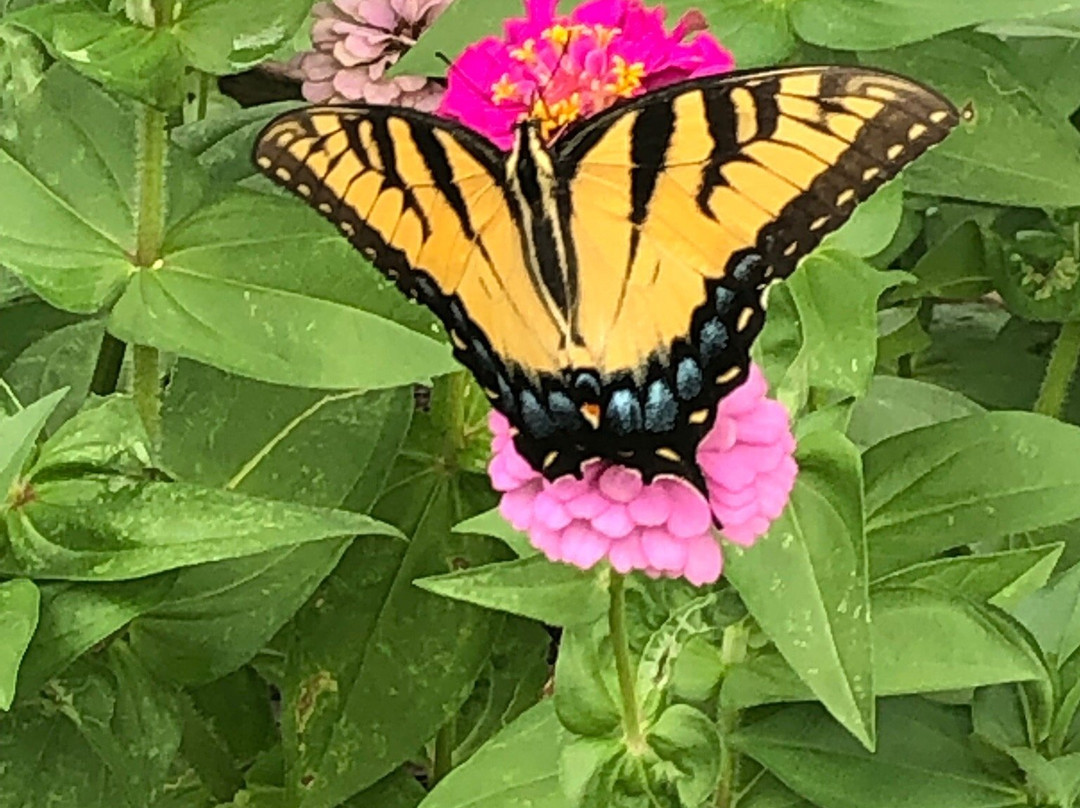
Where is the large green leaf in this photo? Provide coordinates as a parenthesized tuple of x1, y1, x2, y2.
(726, 587, 1048, 708)
(172, 0, 311, 74)
(862, 33, 1080, 208)
(792, 0, 1080, 49)
(281, 459, 501, 808)
(847, 377, 984, 449)
(0, 578, 39, 710)
(725, 430, 874, 750)
(1013, 562, 1080, 665)
(419, 702, 568, 808)
(127, 363, 413, 684)
(14, 576, 174, 700)
(1, 477, 400, 580)
(757, 250, 903, 412)
(108, 191, 455, 390)
(5, 0, 186, 108)
(735, 699, 1028, 808)
(0, 66, 205, 312)
(688, 0, 794, 67)
(864, 412, 1080, 576)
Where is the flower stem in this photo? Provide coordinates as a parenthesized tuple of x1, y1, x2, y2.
(196, 71, 211, 121)
(432, 717, 456, 785)
(135, 104, 168, 268)
(609, 572, 646, 753)
(716, 621, 750, 808)
(1034, 321, 1080, 420)
(133, 344, 161, 446)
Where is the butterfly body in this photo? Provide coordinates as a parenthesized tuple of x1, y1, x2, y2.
(254, 66, 959, 493)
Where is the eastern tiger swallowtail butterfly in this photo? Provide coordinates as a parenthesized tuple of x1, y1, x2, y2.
(253, 65, 958, 493)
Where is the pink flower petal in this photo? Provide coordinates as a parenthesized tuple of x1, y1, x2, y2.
(591, 503, 635, 539)
(559, 523, 611, 569)
(608, 530, 647, 574)
(640, 527, 689, 572)
(598, 466, 643, 503)
(683, 534, 723, 585)
(627, 484, 672, 526)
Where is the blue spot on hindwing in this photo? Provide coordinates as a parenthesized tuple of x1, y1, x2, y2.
(548, 391, 579, 430)
(676, 357, 702, 400)
(604, 389, 643, 435)
(733, 253, 762, 282)
(520, 389, 556, 438)
(698, 318, 729, 364)
(645, 379, 677, 432)
(715, 285, 736, 315)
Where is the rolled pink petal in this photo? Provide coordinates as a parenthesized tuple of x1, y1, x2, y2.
(591, 503, 636, 539)
(683, 535, 724, 586)
(598, 466, 643, 503)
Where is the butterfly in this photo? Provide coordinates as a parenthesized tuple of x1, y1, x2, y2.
(254, 65, 958, 493)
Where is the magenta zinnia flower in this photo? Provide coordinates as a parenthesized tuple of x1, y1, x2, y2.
(440, 0, 733, 147)
(443, 1, 795, 585)
(294, 0, 451, 109)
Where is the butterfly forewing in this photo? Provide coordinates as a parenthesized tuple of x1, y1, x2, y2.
(253, 66, 959, 491)
(254, 105, 567, 379)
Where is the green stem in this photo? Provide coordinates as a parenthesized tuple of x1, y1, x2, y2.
(135, 104, 168, 267)
(432, 718, 456, 785)
(133, 345, 161, 447)
(609, 572, 646, 753)
(196, 71, 211, 121)
(716, 621, 750, 808)
(1034, 321, 1080, 419)
(90, 333, 127, 396)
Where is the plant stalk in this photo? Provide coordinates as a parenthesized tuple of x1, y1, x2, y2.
(1034, 320, 1080, 419)
(133, 344, 162, 446)
(716, 621, 750, 808)
(90, 333, 127, 396)
(609, 572, 646, 753)
(432, 718, 456, 785)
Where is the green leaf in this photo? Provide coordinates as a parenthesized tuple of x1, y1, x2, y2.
(636, 594, 721, 720)
(792, 0, 1080, 50)
(416, 556, 608, 626)
(1012, 37, 1080, 119)
(281, 466, 502, 808)
(0, 66, 205, 312)
(847, 376, 985, 449)
(172, 0, 311, 74)
(0, 578, 39, 709)
(892, 220, 994, 303)
(1, 477, 400, 580)
(688, 0, 794, 67)
(725, 430, 874, 750)
(6, 0, 186, 108)
(1013, 562, 1080, 665)
(874, 545, 1063, 608)
(419, 701, 568, 808)
(726, 587, 1048, 709)
(129, 362, 413, 684)
(32, 395, 149, 475)
(172, 101, 299, 186)
(2, 319, 105, 431)
(454, 508, 535, 558)
(735, 699, 1028, 808)
(822, 179, 904, 259)
(862, 33, 1080, 208)
(864, 412, 1080, 576)
(108, 191, 456, 390)
(454, 618, 551, 763)
(739, 774, 816, 808)
(758, 250, 904, 412)
(0, 387, 66, 508)
(553, 620, 621, 738)
(871, 587, 1046, 696)
(14, 576, 174, 699)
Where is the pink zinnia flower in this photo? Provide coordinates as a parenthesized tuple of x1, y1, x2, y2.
(294, 0, 451, 109)
(439, 0, 734, 147)
(490, 367, 797, 586)
(441, 1, 794, 585)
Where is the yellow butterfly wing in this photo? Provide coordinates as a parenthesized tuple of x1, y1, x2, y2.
(558, 65, 959, 378)
(253, 106, 566, 379)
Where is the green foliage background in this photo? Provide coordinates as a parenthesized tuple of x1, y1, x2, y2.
(2, 0, 1080, 807)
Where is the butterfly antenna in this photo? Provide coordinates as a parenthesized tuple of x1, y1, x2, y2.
(437, 50, 489, 101)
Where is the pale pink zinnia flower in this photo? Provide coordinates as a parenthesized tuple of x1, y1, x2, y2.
(295, 0, 451, 109)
